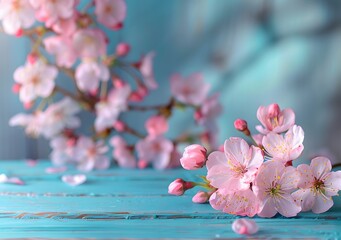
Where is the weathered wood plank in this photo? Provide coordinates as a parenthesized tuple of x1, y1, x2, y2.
(0, 160, 340, 239)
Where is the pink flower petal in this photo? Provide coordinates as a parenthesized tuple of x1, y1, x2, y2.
(311, 157, 332, 180)
(292, 189, 315, 212)
(7, 177, 25, 185)
(45, 166, 67, 174)
(62, 174, 87, 186)
(232, 219, 259, 235)
(312, 193, 333, 214)
(0, 174, 25, 185)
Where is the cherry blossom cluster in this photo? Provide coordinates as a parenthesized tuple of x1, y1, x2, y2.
(0, 0, 221, 171)
(169, 103, 341, 218)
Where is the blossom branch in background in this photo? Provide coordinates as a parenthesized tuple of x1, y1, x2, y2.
(0, 0, 221, 171)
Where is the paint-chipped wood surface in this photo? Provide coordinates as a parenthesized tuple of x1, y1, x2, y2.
(0, 160, 340, 239)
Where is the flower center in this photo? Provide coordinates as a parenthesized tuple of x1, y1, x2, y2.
(313, 178, 325, 194)
(267, 183, 282, 197)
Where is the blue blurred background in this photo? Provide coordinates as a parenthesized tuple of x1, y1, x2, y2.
(1, 0, 341, 164)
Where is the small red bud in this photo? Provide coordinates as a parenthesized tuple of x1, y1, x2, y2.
(111, 22, 123, 30)
(12, 83, 21, 94)
(116, 42, 130, 57)
(113, 121, 126, 132)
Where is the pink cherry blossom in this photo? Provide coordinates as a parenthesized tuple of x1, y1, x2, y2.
(262, 125, 304, 163)
(44, 35, 77, 68)
(292, 157, 341, 214)
(170, 73, 210, 106)
(168, 178, 194, 196)
(95, 85, 131, 132)
(30, 0, 76, 27)
(232, 219, 259, 235)
(110, 136, 136, 168)
(75, 61, 110, 93)
(0, 0, 35, 35)
(50, 136, 76, 166)
(206, 137, 263, 192)
(74, 136, 110, 172)
(180, 144, 207, 170)
(62, 174, 87, 186)
(234, 119, 247, 131)
(9, 111, 44, 137)
(136, 135, 174, 170)
(138, 52, 157, 90)
(256, 103, 295, 134)
(51, 14, 77, 36)
(145, 115, 168, 136)
(14, 60, 58, 103)
(40, 98, 81, 139)
(72, 29, 107, 59)
(253, 161, 301, 218)
(95, 0, 126, 30)
(209, 188, 259, 217)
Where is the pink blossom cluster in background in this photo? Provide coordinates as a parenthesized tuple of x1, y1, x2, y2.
(169, 103, 341, 218)
(0, 0, 221, 171)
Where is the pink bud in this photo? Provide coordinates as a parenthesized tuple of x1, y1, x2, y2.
(268, 103, 280, 118)
(114, 121, 126, 132)
(137, 85, 148, 98)
(27, 53, 38, 65)
(145, 115, 168, 136)
(129, 91, 144, 102)
(194, 109, 203, 122)
(234, 119, 247, 131)
(232, 219, 258, 235)
(112, 77, 126, 88)
(168, 178, 185, 196)
(180, 144, 207, 170)
(234, 119, 250, 136)
(111, 22, 123, 30)
(24, 101, 33, 109)
(116, 42, 130, 57)
(138, 159, 148, 169)
(12, 83, 21, 94)
(192, 191, 209, 204)
(15, 28, 23, 37)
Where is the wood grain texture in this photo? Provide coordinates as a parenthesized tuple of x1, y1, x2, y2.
(0, 160, 340, 239)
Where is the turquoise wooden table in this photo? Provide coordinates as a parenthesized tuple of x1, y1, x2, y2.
(0, 160, 340, 239)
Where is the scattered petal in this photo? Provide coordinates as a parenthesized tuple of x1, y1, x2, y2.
(62, 174, 87, 186)
(232, 219, 259, 235)
(45, 166, 67, 174)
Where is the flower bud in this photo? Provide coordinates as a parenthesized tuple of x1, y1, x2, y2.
(24, 101, 33, 110)
(116, 42, 130, 57)
(234, 119, 250, 136)
(114, 121, 126, 132)
(129, 91, 144, 102)
(138, 159, 148, 169)
(168, 178, 194, 196)
(112, 22, 123, 30)
(112, 77, 126, 88)
(180, 144, 207, 170)
(232, 219, 258, 235)
(192, 191, 209, 204)
(12, 83, 21, 94)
